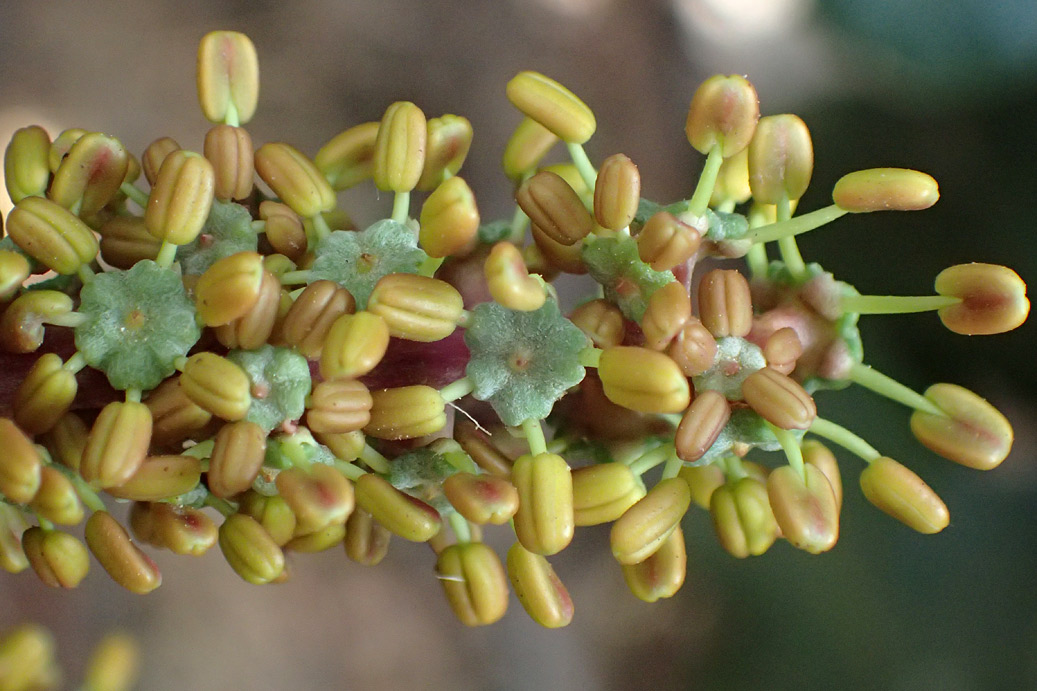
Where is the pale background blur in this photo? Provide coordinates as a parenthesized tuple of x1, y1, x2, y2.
(1, 1, 1036, 689)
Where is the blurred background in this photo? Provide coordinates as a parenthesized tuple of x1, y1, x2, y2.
(1, 0, 1036, 688)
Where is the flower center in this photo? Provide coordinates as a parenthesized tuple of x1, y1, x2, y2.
(508, 346, 533, 372)
(358, 252, 377, 274)
(124, 308, 147, 330)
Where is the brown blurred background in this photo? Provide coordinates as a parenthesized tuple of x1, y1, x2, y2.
(1, 1, 1036, 689)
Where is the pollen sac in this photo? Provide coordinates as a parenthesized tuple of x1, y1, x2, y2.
(485, 242, 546, 312)
(675, 390, 730, 463)
(281, 280, 356, 360)
(22, 527, 90, 589)
(48, 132, 129, 217)
(571, 462, 646, 527)
(194, 251, 265, 327)
(79, 402, 153, 490)
(85, 510, 162, 594)
(364, 385, 447, 440)
(344, 506, 392, 566)
(516, 170, 593, 246)
(740, 366, 816, 430)
(610, 477, 691, 565)
(275, 464, 355, 535)
(502, 117, 558, 181)
(506, 541, 574, 628)
(910, 383, 1013, 470)
(179, 352, 252, 421)
(106, 454, 202, 502)
(598, 346, 691, 414)
(354, 473, 441, 542)
(685, 74, 760, 157)
(698, 268, 753, 338)
(506, 71, 596, 144)
(641, 280, 692, 351)
(98, 216, 161, 269)
(12, 352, 77, 435)
(197, 30, 260, 125)
(218, 513, 285, 585)
(315, 121, 380, 191)
(436, 542, 509, 627)
(319, 311, 390, 380)
(145, 150, 215, 245)
(934, 263, 1029, 335)
(443, 472, 520, 525)
(204, 124, 254, 201)
(306, 378, 373, 435)
(0, 289, 73, 353)
(259, 201, 307, 261)
(621, 525, 687, 603)
(29, 466, 84, 526)
(748, 113, 813, 204)
(4, 125, 51, 203)
(419, 176, 480, 258)
(373, 101, 427, 193)
(635, 211, 701, 272)
(5, 196, 99, 275)
(709, 476, 779, 558)
(766, 464, 839, 554)
(859, 457, 949, 534)
(367, 273, 464, 342)
(0, 251, 31, 302)
(141, 136, 181, 186)
(593, 153, 640, 231)
(832, 167, 939, 212)
(0, 418, 43, 504)
(511, 452, 575, 556)
(417, 114, 473, 191)
(254, 142, 336, 218)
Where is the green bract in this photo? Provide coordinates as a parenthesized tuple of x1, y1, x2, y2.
(227, 345, 312, 432)
(464, 299, 587, 426)
(308, 219, 428, 308)
(75, 260, 201, 391)
(177, 199, 258, 276)
(582, 234, 675, 321)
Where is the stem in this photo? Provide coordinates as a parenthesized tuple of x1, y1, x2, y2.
(418, 256, 445, 277)
(391, 191, 410, 223)
(334, 460, 366, 481)
(745, 204, 848, 244)
(34, 513, 55, 532)
(204, 494, 237, 517)
(809, 417, 881, 463)
(660, 452, 683, 480)
(63, 351, 87, 374)
(628, 443, 673, 476)
(508, 201, 530, 243)
(768, 422, 806, 482)
(279, 270, 313, 286)
(847, 362, 946, 416)
(448, 511, 472, 544)
(181, 440, 215, 459)
(686, 145, 724, 218)
(119, 182, 149, 208)
(155, 241, 178, 269)
(310, 213, 332, 243)
(577, 346, 602, 368)
(775, 194, 806, 280)
(45, 312, 89, 329)
(359, 444, 390, 474)
(720, 454, 749, 481)
(251, 220, 267, 234)
(745, 243, 769, 279)
(566, 142, 597, 191)
(440, 377, 474, 403)
(521, 418, 548, 456)
(223, 101, 240, 128)
(76, 263, 95, 284)
(125, 388, 142, 403)
(841, 294, 960, 315)
(67, 472, 106, 513)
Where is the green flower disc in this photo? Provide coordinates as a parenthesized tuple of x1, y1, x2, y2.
(464, 299, 588, 426)
(228, 345, 312, 432)
(75, 260, 201, 391)
(582, 234, 675, 321)
(386, 446, 459, 514)
(177, 199, 258, 276)
(308, 219, 428, 309)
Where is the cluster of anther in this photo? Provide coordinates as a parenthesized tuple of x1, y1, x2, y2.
(0, 31, 1027, 630)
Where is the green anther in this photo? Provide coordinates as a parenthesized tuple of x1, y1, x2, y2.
(808, 417, 881, 463)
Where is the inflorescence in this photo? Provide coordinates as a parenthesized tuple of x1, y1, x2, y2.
(0, 31, 1029, 644)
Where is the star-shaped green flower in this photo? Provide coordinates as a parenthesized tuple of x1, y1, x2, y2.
(307, 219, 428, 308)
(177, 199, 258, 276)
(227, 345, 312, 432)
(75, 260, 201, 391)
(582, 234, 675, 321)
(464, 299, 588, 426)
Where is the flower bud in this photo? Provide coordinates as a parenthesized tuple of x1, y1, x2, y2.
(315, 121, 379, 190)
(635, 211, 701, 272)
(39, 413, 88, 473)
(106, 454, 201, 502)
(678, 462, 725, 510)
(667, 317, 718, 377)
(5, 196, 99, 274)
(319, 310, 390, 379)
(767, 464, 839, 554)
(485, 241, 547, 312)
(204, 124, 254, 200)
(82, 632, 140, 691)
(315, 430, 366, 464)
(197, 30, 259, 125)
(354, 473, 441, 542)
(512, 452, 574, 556)
(373, 101, 427, 193)
(0, 624, 56, 691)
(710, 476, 779, 558)
(218, 512, 286, 584)
(80, 401, 152, 489)
(276, 464, 355, 534)
(21, 526, 90, 588)
(417, 114, 473, 191)
(748, 114, 813, 203)
(610, 477, 691, 565)
(593, 153, 640, 230)
(622, 525, 687, 602)
(48, 132, 129, 216)
(506, 541, 573, 628)
(802, 440, 842, 511)
(832, 167, 939, 212)
(85, 510, 162, 594)
(145, 377, 212, 449)
(419, 176, 480, 258)
(641, 280, 692, 350)
(344, 506, 391, 565)
(506, 71, 596, 144)
(0, 418, 42, 504)
(859, 457, 949, 533)
(254, 142, 336, 218)
(145, 150, 215, 245)
(98, 215, 161, 268)
(194, 250, 264, 326)
(4, 125, 51, 203)
(148, 503, 218, 556)
(698, 268, 753, 338)
(367, 273, 464, 342)
(568, 298, 623, 349)
(436, 542, 509, 626)
(180, 352, 252, 421)
(0, 251, 30, 302)
(571, 462, 647, 527)
(259, 201, 307, 261)
(598, 346, 691, 414)
(675, 390, 730, 463)
(286, 522, 346, 552)
(364, 385, 447, 440)
(934, 263, 1029, 335)
(12, 352, 77, 435)
(453, 418, 513, 478)
(516, 170, 593, 246)
(0, 289, 74, 353)
(741, 366, 816, 430)
(238, 491, 297, 546)
(910, 383, 1013, 470)
(443, 472, 519, 525)
(305, 378, 372, 435)
(685, 74, 760, 157)
(29, 466, 84, 526)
